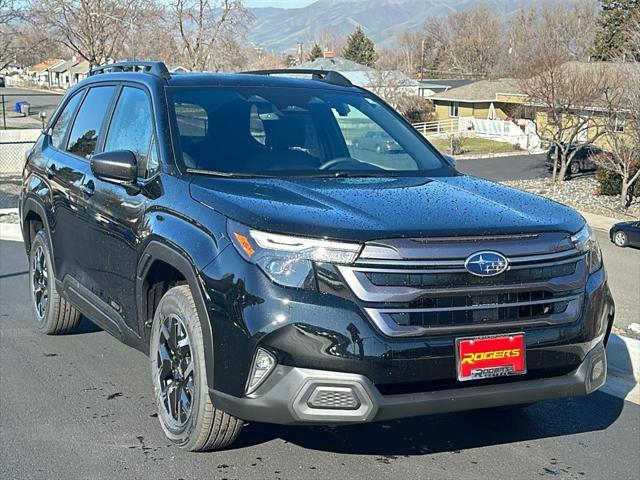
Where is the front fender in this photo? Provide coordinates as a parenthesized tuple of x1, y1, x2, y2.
(136, 207, 229, 389)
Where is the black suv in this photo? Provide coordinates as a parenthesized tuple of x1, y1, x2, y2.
(19, 62, 614, 451)
(545, 143, 606, 177)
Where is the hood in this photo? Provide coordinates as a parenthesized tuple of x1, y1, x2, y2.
(189, 175, 585, 241)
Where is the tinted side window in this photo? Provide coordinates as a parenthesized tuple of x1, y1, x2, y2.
(104, 87, 156, 177)
(66, 86, 116, 159)
(50, 92, 84, 149)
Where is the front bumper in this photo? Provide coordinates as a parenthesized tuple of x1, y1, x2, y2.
(210, 341, 607, 425)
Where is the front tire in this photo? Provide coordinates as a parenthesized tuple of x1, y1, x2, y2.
(614, 230, 628, 247)
(29, 230, 81, 334)
(150, 285, 243, 451)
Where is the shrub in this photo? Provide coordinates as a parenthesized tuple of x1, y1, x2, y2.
(450, 135, 465, 155)
(596, 164, 640, 198)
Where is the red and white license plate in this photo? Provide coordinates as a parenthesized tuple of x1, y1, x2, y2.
(456, 333, 526, 382)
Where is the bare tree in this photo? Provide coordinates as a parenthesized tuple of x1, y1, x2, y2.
(171, 0, 251, 72)
(244, 49, 285, 70)
(596, 65, 640, 208)
(521, 48, 616, 182)
(365, 69, 413, 107)
(501, 3, 597, 78)
(0, 0, 22, 70)
(30, 0, 146, 67)
(423, 5, 502, 78)
(120, 3, 180, 65)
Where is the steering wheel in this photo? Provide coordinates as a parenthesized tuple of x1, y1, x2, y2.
(319, 157, 373, 170)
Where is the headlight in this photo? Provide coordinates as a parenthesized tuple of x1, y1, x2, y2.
(227, 219, 361, 289)
(571, 224, 602, 274)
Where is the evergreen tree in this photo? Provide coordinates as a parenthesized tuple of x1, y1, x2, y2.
(307, 43, 323, 61)
(592, 0, 640, 60)
(342, 27, 378, 67)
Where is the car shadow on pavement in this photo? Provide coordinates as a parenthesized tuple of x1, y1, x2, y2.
(74, 316, 103, 334)
(232, 392, 624, 455)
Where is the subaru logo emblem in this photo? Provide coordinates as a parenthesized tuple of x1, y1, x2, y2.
(464, 251, 509, 277)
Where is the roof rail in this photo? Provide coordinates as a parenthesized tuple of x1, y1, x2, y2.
(89, 61, 171, 81)
(241, 69, 353, 87)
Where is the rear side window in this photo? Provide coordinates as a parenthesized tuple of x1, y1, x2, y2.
(66, 86, 116, 159)
(50, 92, 83, 149)
(104, 87, 157, 178)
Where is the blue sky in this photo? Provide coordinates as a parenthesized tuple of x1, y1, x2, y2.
(244, 0, 317, 7)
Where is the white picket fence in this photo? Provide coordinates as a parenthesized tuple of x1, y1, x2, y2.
(412, 117, 542, 152)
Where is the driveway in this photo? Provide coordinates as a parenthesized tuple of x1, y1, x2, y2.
(456, 153, 547, 181)
(1, 238, 639, 480)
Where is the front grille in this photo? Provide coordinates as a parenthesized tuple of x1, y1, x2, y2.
(388, 290, 575, 330)
(338, 233, 588, 337)
(366, 262, 577, 288)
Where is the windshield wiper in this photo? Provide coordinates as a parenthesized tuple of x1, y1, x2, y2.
(186, 168, 272, 178)
(306, 171, 391, 178)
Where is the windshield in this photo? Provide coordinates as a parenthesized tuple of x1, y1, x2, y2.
(168, 86, 452, 177)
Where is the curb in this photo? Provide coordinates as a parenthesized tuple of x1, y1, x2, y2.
(607, 334, 640, 383)
(0, 222, 22, 242)
(579, 211, 624, 232)
(604, 334, 640, 404)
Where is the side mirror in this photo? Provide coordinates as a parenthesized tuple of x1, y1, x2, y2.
(90, 150, 137, 184)
(443, 154, 457, 168)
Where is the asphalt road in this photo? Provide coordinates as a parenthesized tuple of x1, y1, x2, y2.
(593, 229, 640, 332)
(0, 87, 63, 129)
(456, 153, 548, 181)
(1, 238, 639, 480)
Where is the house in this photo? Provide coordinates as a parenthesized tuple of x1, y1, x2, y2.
(430, 78, 525, 122)
(528, 61, 639, 146)
(417, 79, 474, 97)
(28, 59, 65, 86)
(426, 62, 638, 152)
(293, 56, 419, 96)
(296, 56, 373, 72)
(68, 60, 90, 85)
(49, 58, 81, 88)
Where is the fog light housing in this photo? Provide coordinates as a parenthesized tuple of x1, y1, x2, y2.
(307, 386, 361, 410)
(245, 348, 276, 395)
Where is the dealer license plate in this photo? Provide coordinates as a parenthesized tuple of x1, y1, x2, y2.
(456, 334, 526, 382)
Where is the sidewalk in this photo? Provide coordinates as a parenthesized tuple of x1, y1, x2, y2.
(580, 211, 623, 232)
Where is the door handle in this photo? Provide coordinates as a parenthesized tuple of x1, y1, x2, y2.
(82, 180, 95, 197)
(45, 164, 56, 179)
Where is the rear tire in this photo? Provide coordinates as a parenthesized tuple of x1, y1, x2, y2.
(569, 161, 580, 176)
(29, 230, 81, 334)
(150, 285, 243, 451)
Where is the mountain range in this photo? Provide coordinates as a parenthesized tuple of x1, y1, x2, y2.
(248, 0, 542, 52)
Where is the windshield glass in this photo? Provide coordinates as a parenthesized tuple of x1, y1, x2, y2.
(168, 86, 451, 177)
